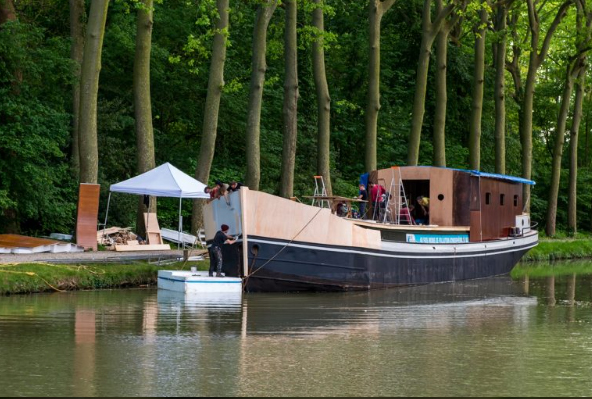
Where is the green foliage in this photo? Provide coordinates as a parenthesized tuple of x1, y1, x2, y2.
(0, 21, 76, 234)
(4, 0, 592, 239)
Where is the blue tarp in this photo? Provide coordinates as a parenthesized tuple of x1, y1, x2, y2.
(359, 173, 369, 189)
(467, 170, 536, 185)
(359, 166, 535, 186)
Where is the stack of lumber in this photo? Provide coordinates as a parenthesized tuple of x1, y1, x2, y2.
(97, 225, 171, 252)
(97, 227, 138, 247)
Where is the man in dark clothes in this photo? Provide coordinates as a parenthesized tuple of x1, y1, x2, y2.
(228, 181, 244, 193)
(209, 224, 236, 277)
(357, 183, 368, 219)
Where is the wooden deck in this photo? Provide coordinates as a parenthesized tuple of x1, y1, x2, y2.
(350, 219, 470, 232)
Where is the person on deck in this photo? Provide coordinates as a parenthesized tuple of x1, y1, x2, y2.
(204, 186, 221, 203)
(228, 181, 244, 193)
(215, 180, 230, 202)
(209, 224, 236, 277)
(370, 182, 386, 220)
(399, 204, 415, 225)
(415, 196, 429, 225)
(357, 184, 368, 219)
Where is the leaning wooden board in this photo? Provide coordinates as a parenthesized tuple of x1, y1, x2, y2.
(76, 183, 100, 251)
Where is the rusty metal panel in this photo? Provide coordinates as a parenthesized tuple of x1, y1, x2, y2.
(453, 171, 471, 226)
(76, 183, 100, 251)
(470, 210, 482, 242)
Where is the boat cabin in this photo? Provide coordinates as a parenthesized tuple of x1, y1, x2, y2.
(368, 166, 535, 242)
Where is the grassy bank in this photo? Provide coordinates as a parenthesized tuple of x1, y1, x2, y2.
(522, 236, 592, 262)
(511, 259, 592, 279)
(0, 260, 210, 295)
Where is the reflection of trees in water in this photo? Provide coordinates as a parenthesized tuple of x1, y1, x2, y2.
(515, 260, 592, 306)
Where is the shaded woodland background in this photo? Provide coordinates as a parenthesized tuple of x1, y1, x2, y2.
(2, 0, 592, 238)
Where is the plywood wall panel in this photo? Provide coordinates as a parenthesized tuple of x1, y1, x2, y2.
(76, 183, 100, 251)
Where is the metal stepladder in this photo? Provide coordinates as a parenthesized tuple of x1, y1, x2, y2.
(312, 175, 330, 209)
(382, 166, 413, 224)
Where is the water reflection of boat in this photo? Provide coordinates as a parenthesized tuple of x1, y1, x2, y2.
(239, 276, 537, 335)
(157, 289, 242, 309)
(205, 166, 539, 292)
(153, 277, 537, 337)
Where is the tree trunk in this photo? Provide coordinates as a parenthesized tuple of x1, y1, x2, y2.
(191, 0, 229, 234)
(546, 64, 576, 237)
(408, 0, 458, 166)
(521, 0, 571, 211)
(69, 0, 85, 176)
(134, 0, 157, 234)
(365, 0, 395, 172)
(78, 0, 110, 184)
(432, 27, 447, 167)
(568, 68, 585, 235)
(493, 2, 507, 175)
(432, 0, 457, 168)
(312, 0, 332, 196)
(279, 0, 299, 198)
(0, 0, 16, 24)
(246, 0, 277, 191)
(468, 2, 487, 171)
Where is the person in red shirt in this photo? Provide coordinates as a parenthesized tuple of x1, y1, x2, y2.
(399, 204, 415, 225)
(204, 185, 221, 203)
(369, 182, 386, 220)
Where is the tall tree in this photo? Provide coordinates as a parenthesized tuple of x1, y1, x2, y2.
(568, 0, 592, 234)
(312, 0, 332, 195)
(279, 0, 299, 198)
(246, 0, 277, 191)
(69, 0, 85, 175)
(0, 0, 16, 24)
(568, 69, 586, 234)
(432, 0, 462, 167)
(468, 0, 489, 170)
(492, 0, 512, 174)
(520, 0, 571, 210)
(134, 0, 157, 233)
(191, 0, 230, 234)
(78, 0, 110, 184)
(365, 0, 396, 172)
(546, 60, 580, 236)
(407, 0, 463, 166)
(546, 0, 591, 236)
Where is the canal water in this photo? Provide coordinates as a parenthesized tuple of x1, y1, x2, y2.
(1, 260, 592, 397)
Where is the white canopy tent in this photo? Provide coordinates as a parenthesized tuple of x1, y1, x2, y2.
(103, 162, 209, 248)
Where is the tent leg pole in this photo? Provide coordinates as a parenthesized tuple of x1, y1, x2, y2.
(178, 197, 182, 250)
(102, 193, 112, 246)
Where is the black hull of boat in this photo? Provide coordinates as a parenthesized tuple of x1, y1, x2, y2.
(242, 236, 536, 292)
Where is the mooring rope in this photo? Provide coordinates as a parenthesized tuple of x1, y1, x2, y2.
(243, 207, 324, 286)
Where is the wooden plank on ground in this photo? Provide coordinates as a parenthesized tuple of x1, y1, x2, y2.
(114, 244, 171, 252)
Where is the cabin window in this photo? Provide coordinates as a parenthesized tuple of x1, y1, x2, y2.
(438, 194, 444, 201)
(485, 192, 491, 205)
(514, 195, 518, 207)
(500, 194, 505, 206)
